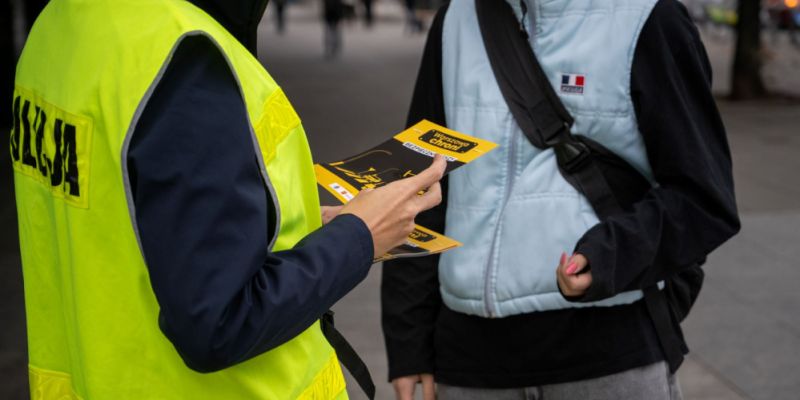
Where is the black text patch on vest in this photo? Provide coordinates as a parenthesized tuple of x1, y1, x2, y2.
(10, 87, 92, 208)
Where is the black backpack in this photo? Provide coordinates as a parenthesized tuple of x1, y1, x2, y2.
(475, 0, 701, 372)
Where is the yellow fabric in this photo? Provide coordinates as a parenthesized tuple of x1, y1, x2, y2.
(29, 366, 81, 400)
(13, 0, 342, 398)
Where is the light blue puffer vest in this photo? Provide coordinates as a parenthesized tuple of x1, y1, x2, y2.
(439, 0, 659, 318)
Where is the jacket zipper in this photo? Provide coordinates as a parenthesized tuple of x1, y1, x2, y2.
(483, 128, 519, 318)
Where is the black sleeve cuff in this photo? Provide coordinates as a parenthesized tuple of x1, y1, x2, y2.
(331, 213, 375, 265)
(563, 239, 616, 303)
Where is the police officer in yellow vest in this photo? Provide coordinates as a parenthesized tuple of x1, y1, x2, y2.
(11, 0, 445, 398)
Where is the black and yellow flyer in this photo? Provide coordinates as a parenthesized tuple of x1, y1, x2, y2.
(315, 120, 498, 262)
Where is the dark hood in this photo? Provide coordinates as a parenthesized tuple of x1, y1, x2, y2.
(188, 0, 270, 55)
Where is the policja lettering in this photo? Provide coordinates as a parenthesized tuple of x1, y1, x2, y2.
(10, 89, 91, 207)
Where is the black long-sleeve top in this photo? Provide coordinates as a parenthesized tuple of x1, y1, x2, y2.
(382, 0, 740, 388)
(127, 35, 374, 373)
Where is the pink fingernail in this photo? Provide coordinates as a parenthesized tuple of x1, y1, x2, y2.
(566, 262, 578, 274)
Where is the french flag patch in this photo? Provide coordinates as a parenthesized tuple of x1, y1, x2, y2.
(560, 73, 585, 95)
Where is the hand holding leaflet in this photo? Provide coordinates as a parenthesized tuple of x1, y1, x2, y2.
(341, 155, 446, 259)
(315, 120, 498, 262)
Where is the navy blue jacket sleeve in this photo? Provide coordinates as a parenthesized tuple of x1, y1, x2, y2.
(126, 35, 374, 373)
(573, 0, 740, 302)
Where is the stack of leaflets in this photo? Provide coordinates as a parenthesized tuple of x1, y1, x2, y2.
(315, 120, 497, 262)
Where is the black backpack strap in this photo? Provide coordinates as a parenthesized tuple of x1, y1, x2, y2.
(321, 310, 375, 399)
(474, 0, 622, 219)
(475, 0, 684, 371)
(474, 0, 572, 150)
(643, 286, 687, 373)
(553, 139, 625, 220)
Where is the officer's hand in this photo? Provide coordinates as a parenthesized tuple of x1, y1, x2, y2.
(321, 206, 343, 224)
(392, 374, 435, 400)
(341, 155, 446, 259)
(556, 252, 592, 297)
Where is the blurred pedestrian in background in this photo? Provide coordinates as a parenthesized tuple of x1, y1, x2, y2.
(404, 0, 424, 33)
(274, 0, 287, 34)
(362, 0, 375, 27)
(323, 0, 344, 58)
(765, 0, 800, 45)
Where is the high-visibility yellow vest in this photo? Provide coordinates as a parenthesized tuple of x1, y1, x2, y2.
(12, 1, 346, 398)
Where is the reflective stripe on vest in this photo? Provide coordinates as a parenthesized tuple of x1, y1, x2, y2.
(13, 0, 343, 398)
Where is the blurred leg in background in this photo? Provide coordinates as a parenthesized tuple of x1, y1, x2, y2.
(323, 0, 343, 59)
(404, 0, 423, 34)
(361, 0, 374, 28)
(274, 0, 287, 34)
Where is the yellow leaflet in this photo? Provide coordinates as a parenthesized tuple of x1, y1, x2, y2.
(314, 164, 361, 204)
(315, 120, 496, 262)
(407, 224, 462, 251)
(393, 119, 497, 163)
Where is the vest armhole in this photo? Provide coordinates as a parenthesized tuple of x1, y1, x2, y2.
(121, 31, 282, 255)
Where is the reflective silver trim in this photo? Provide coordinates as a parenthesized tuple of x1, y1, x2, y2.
(121, 31, 281, 256)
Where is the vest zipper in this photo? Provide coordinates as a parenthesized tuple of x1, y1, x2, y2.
(483, 128, 520, 318)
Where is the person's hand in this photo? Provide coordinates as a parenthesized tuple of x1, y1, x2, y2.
(341, 155, 446, 258)
(321, 205, 343, 225)
(392, 374, 435, 400)
(556, 252, 592, 297)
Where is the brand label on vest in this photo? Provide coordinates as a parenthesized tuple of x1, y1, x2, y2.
(560, 73, 585, 95)
(10, 87, 92, 208)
